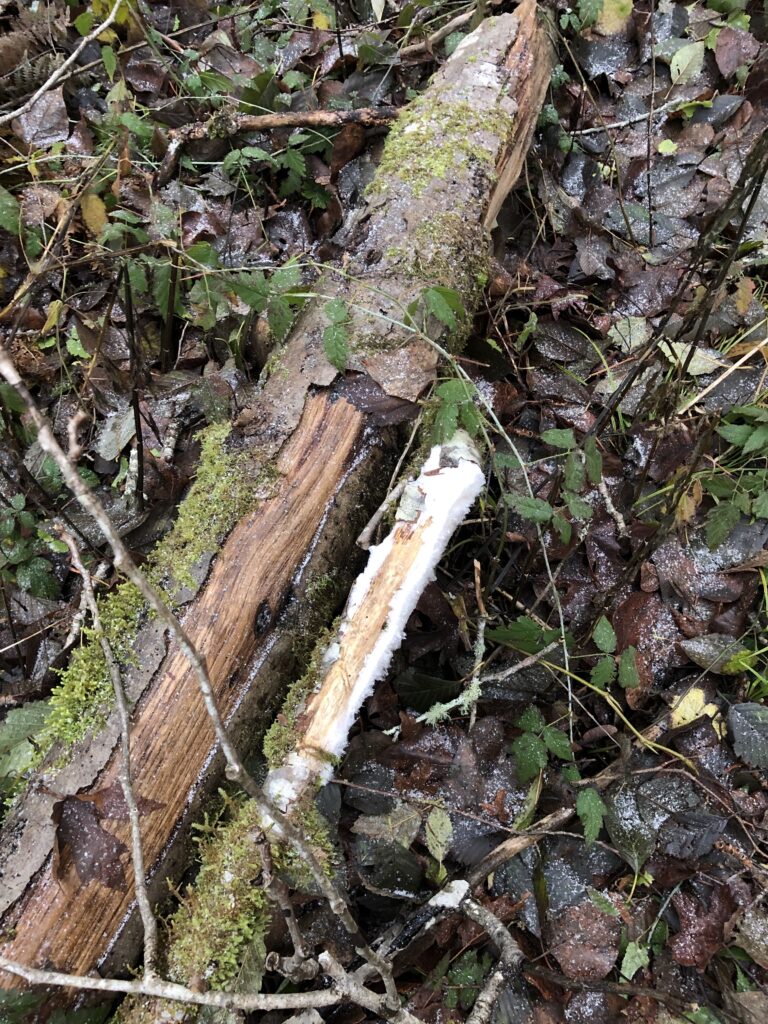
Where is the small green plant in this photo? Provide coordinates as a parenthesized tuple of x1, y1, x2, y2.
(560, 0, 604, 33)
(443, 949, 493, 1011)
(0, 496, 66, 599)
(511, 705, 574, 782)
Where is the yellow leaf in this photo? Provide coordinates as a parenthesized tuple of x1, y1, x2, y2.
(675, 478, 702, 527)
(93, 0, 131, 24)
(597, 0, 633, 35)
(81, 193, 108, 238)
(42, 299, 63, 335)
(669, 686, 721, 732)
(312, 11, 331, 29)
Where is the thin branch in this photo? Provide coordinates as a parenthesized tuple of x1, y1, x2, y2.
(0, 340, 399, 1005)
(57, 530, 158, 981)
(0, 956, 342, 1012)
(319, 952, 424, 1024)
(0, 0, 124, 128)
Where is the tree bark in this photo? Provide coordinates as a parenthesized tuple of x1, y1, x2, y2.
(0, 1, 552, 993)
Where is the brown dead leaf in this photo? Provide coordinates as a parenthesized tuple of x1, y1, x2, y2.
(330, 124, 366, 181)
(12, 87, 69, 147)
(668, 885, 735, 969)
(52, 795, 128, 893)
(715, 28, 760, 80)
(549, 897, 621, 979)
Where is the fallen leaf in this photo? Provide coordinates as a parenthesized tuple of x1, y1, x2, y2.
(81, 192, 108, 238)
(52, 795, 128, 893)
(668, 885, 734, 969)
(728, 703, 768, 768)
(550, 897, 621, 979)
(715, 27, 760, 80)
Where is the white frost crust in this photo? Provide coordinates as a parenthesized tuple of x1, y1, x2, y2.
(264, 431, 484, 813)
(427, 879, 470, 913)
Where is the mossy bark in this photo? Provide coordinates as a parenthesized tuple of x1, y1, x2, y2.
(0, 3, 552, 1009)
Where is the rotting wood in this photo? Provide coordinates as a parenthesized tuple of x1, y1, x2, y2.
(0, 2, 553, 996)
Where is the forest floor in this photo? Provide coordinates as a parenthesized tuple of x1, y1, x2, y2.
(1, 1, 768, 1022)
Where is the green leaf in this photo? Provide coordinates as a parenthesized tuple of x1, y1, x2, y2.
(0, 383, 24, 414)
(324, 298, 349, 325)
(432, 401, 459, 444)
(751, 490, 768, 519)
(564, 452, 585, 492)
(0, 185, 21, 236)
(231, 271, 270, 311)
(576, 787, 607, 846)
(323, 323, 349, 371)
(591, 656, 616, 689)
(567, 495, 593, 520)
(488, 618, 560, 654)
(101, 45, 117, 81)
(74, 11, 94, 34)
(618, 646, 640, 688)
(512, 732, 548, 783)
(587, 886, 619, 916)
(507, 494, 553, 524)
(604, 785, 656, 872)
(425, 807, 453, 863)
(152, 261, 174, 320)
(743, 424, 768, 455)
(553, 512, 572, 545)
(126, 260, 148, 296)
(267, 296, 293, 342)
(423, 286, 462, 330)
(577, 0, 603, 27)
(541, 428, 576, 450)
(706, 501, 741, 549)
(593, 615, 617, 654)
(16, 557, 59, 599)
(517, 706, 545, 733)
(620, 940, 650, 980)
(542, 725, 573, 761)
(66, 332, 90, 361)
(584, 436, 603, 484)
(657, 139, 678, 155)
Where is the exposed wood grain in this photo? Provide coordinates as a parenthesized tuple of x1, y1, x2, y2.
(0, 393, 365, 979)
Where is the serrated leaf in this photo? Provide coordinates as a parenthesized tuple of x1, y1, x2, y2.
(512, 732, 548, 783)
(66, 331, 90, 361)
(593, 615, 617, 654)
(553, 513, 572, 545)
(618, 646, 640, 688)
(541, 428, 576, 450)
(564, 452, 585, 492)
(267, 296, 293, 342)
(587, 886, 620, 916)
(126, 260, 148, 296)
(231, 271, 269, 311)
(423, 287, 458, 330)
(152, 261, 173, 320)
(576, 788, 606, 846)
(517, 706, 545, 733)
(425, 807, 453, 863)
(621, 940, 650, 980)
(323, 323, 349, 371)
(728, 704, 768, 768)
(507, 494, 553, 524)
(324, 298, 349, 325)
(16, 557, 59, 599)
(487, 618, 560, 654)
(542, 725, 573, 761)
(670, 41, 706, 84)
(578, 0, 603, 27)
(706, 501, 741, 549)
(352, 802, 422, 847)
(591, 656, 616, 689)
(567, 495, 593, 519)
(743, 424, 768, 455)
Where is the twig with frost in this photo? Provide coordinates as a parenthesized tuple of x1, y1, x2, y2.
(463, 896, 523, 1024)
(57, 530, 158, 979)
(0, 0, 124, 128)
(0, 341, 401, 1011)
(263, 431, 484, 812)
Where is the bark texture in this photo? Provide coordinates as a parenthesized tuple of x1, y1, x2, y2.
(0, 1, 553, 993)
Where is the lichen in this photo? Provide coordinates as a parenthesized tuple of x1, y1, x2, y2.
(167, 797, 270, 992)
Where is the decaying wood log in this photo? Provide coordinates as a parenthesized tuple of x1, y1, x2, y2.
(0, 2, 553, 996)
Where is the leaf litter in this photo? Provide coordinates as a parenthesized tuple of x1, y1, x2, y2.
(0, 0, 767, 1020)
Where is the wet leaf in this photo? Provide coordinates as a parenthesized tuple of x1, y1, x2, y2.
(680, 634, 754, 675)
(668, 886, 734, 969)
(512, 732, 547, 783)
(593, 616, 616, 654)
(604, 784, 656, 872)
(52, 796, 129, 892)
(81, 193, 108, 238)
(541, 428, 576, 450)
(425, 807, 453, 863)
(728, 703, 768, 768)
(550, 897, 621, 979)
(620, 940, 649, 980)
(352, 802, 421, 847)
(506, 494, 553, 524)
(670, 41, 706, 85)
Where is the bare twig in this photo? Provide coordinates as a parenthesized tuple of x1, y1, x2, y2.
(0, 956, 342, 1011)
(57, 531, 159, 980)
(0, 0, 124, 128)
(479, 640, 560, 684)
(0, 341, 400, 1007)
(319, 952, 423, 1024)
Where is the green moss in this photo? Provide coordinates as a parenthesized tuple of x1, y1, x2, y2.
(368, 97, 514, 200)
(270, 798, 337, 888)
(34, 424, 271, 762)
(167, 797, 270, 991)
(262, 619, 339, 770)
(38, 581, 145, 751)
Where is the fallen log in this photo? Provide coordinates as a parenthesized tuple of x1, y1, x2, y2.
(0, 1, 552, 998)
